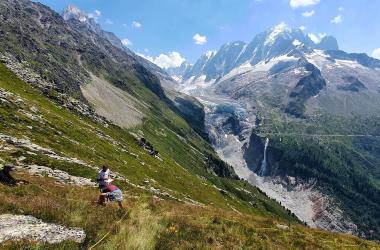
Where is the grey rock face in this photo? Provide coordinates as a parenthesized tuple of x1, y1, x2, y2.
(286, 63, 326, 117)
(315, 36, 339, 51)
(0, 214, 86, 244)
(337, 76, 367, 92)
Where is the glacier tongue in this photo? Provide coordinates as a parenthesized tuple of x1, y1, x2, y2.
(184, 87, 357, 234)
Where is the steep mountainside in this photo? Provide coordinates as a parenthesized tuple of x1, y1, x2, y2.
(62, 4, 178, 89)
(171, 24, 380, 241)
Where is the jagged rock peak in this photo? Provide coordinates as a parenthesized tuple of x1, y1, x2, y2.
(62, 5, 88, 22)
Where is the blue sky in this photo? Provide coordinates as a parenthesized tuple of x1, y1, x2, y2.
(38, 0, 380, 68)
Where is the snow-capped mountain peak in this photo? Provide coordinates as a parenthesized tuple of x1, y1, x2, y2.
(264, 22, 292, 46)
(168, 24, 343, 83)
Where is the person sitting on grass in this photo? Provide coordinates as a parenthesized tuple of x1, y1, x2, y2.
(0, 164, 29, 186)
(96, 165, 111, 189)
(98, 184, 123, 209)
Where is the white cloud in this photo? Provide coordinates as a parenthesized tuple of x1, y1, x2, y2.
(290, 0, 320, 9)
(88, 9, 101, 21)
(193, 33, 207, 45)
(121, 38, 132, 46)
(299, 26, 307, 31)
(338, 6, 344, 11)
(308, 32, 326, 43)
(371, 48, 380, 60)
(132, 21, 142, 28)
(302, 10, 315, 17)
(331, 15, 342, 24)
(138, 52, 186, 69)
(105, 18, 114, 25)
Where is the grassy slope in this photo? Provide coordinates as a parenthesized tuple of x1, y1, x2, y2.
(1, 174, 378, 250)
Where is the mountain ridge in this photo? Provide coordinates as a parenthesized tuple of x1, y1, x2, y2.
(168, 23, 380, 241)
(170, 23, 344, 82)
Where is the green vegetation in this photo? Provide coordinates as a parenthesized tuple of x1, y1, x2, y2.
(257, 109, 380, 241)
(1, 174, 378, 250)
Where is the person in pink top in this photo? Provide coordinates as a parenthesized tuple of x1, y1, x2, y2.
(98, 184, 123, 208)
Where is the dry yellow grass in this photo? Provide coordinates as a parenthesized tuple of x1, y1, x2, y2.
(0, 172, 379, 250)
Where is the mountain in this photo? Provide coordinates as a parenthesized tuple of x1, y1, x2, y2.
(173, 23, 340, 83)
(62, 5, 123, 49)
(61, 4, 206, 137)
(171, 23, 380, 241)
(62, 5, 177, 87)
(0, 0, 378, 248)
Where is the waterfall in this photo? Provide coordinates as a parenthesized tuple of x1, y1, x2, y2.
(259, 138, 269, 176)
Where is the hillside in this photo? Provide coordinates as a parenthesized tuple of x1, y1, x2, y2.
(0, 54, 378, 249)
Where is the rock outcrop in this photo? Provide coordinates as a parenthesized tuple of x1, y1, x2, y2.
(0, 214, 86, 244)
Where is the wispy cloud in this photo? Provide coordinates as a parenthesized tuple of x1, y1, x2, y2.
(299, 26, 307, 31)
(105, 18, 114, 25)
(88, 9, 101, 21)
(302, 10, 315, 17)
(290, 0, 320, 9)
(132, 21, 142, 28)
(338, 6, 344, 11)
(193, 33, 207, 45)
(137, 52, 185, 69)
(121, 38, 132, 46)
(331, 15, 342, 24)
